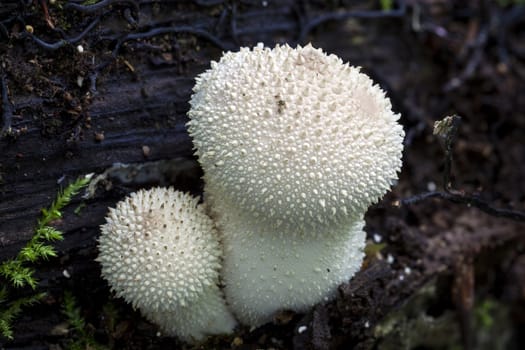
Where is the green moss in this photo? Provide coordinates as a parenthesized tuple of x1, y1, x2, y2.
(0, 288, 46, 340)
(380, 0, 394, 11)
(365, 242, 387, 257)
(62, 291, 108, 350)
(374, 283, 515, 350)
(0, 174, 92, 340)
(373, 281, 461, 350)
(475, 299, 496, 329)
(473, 298, 512, 350)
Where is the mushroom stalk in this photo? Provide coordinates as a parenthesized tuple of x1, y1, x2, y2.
(217, 206, 366, 326)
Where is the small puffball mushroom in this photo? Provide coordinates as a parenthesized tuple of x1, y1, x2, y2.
(97, 187, 236, 343)
(220, 207, 366, 326)
(188, 43, 404, 234)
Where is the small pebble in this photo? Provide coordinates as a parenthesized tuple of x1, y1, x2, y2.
(76, 45, 84, 53)
(94, 131, 104, 142)
(297, 325, 308, 334)
(386, 254, 394, 264)
(373, 233, 382, 243)
(62, 269, 71, 278)
(142, 145, 151, 157)
(50, 322, 69, 336)
(231, 337, 243, 347)
(56, 174, 66, 185)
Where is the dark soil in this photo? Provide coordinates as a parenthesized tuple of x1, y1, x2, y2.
(1, 1, 524, 349)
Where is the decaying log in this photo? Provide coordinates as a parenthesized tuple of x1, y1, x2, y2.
(1, 1, 524, 349)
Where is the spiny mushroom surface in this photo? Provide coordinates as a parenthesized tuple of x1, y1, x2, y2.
(97, 187, 236, 342)
(188, 43, 404, 234)
(219, 207, 366, 326)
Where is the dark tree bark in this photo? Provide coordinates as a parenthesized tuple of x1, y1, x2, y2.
(1, 1, 525, 349)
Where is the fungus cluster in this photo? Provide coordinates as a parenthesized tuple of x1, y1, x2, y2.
(98, 43, 404, 342)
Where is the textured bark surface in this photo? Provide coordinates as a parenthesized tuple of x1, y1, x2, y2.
(1, 1, 525, 349)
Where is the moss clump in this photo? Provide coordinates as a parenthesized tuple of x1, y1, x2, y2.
(0, 174, 92, 340)
(62, 291, 108, 350)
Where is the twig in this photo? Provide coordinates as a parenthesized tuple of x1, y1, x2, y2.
(398, 191, 525, 222)
(39, 0, 55, 28)
(443, 25, 489, 92)
(113, 25, 234, 55)
(433, 115, 461, 191)
(64, 0, 138, 14)
(123, 8, 138, 27)
(296, 0, 406, 43)
(399, 115, 525, 223)
(194, 0, 224, 6)
(410, 2, 448, 38)
(28, 17, 101, 51)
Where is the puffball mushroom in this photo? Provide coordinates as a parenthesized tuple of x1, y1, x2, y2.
(97, 187, 236, 342)
(187, 43, 404, 325)
(188, 43, 404, 234)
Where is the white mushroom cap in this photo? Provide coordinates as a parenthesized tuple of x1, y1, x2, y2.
(188, 43, 404, 233)
(97, 187, 236, 342)
(218, 207, 366, 326)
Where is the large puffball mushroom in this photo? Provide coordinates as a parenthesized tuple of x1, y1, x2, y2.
(97, 187, 236, 343)
(220, 207, 366, 326)
(187, 43, 405, 326)
(188, 43, 404, 233)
